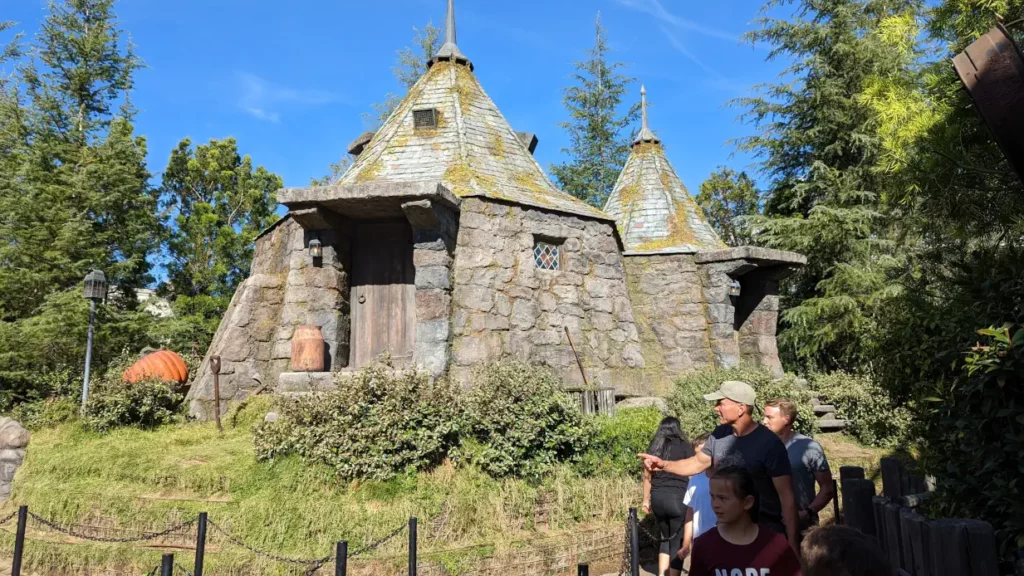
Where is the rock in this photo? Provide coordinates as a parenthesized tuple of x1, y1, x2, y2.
(264, 412, 279, 423)
(0, 418, 29, 449)
(616, 397, 669, 414)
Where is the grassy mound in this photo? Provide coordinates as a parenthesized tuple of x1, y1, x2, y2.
(0, 398, 637, 575)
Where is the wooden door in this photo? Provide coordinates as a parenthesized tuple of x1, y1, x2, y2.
(349, 220, 416, 369)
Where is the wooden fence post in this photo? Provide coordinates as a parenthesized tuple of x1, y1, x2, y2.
(873, 496, 888, 548)
(900, 508, 932, 576)
(881, 458, 903, 500)
(842, 478, 876, 535)
(840, 466, 866, 481)
(927, 519, 999, 576)
(883, 503, 904, 575)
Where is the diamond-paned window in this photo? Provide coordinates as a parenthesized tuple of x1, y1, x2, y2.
(534, 241, 561, 271)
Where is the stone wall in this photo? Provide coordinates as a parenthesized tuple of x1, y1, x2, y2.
(449, 198, 647, 396)
(186, 216, 350, 419)
(0, 418, 29, 502)
(623, 254, 713, 396)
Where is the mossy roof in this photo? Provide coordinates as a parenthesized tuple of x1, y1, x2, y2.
(603, 142, 725, 253)
(338, 61, 610, 221)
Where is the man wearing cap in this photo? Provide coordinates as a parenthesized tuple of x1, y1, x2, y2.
(638, 381, 800, 553)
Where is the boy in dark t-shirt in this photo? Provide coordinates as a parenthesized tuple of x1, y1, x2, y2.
(689, 466, 802, 576)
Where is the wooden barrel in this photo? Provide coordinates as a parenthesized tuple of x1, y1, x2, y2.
(291, 325, 325, 372)
(122, 349, 189, 384)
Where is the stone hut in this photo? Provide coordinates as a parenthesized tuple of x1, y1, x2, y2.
(186, 0, 804, 418)
(603, 86, 805, 394)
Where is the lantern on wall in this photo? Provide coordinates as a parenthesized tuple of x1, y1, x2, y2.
(308, 237, 323, 259)
(728, 279, 742, 298)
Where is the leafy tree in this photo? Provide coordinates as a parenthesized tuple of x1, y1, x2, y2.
(365, 21, 441, 128)
(551, 13, 639, 208)
(735, 0, 921, 371)
(696, 167, 761, 246)
(0, 0, 158, 320)
(310, 154, 353, 186)
(160, 137, 282, 311)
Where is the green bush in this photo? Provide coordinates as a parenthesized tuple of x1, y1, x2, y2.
(668, 366, 818, 438)
(9, 396, 79, 430)
(253, 363, 463, 481)
(811, 371, 911, 447)
(575, 407, 663, 477)
(919, 325, 1024, 570)
(84, 377, 184, 432)
(463, 360, 591, 479)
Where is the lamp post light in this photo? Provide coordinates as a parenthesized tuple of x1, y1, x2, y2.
(308, 237, 323, 259)
(81, 269, 106, 412)
(728, 279, 742, 298)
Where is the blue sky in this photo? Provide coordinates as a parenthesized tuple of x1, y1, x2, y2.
(6, 0, 790, 200)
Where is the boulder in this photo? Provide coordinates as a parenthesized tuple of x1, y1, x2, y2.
(615, 397, 669, 415)
(0, 418, 28, 502)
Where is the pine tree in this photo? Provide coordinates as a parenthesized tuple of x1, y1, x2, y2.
(160, 137, 282, 306)
(736, 0, 922, 371)
(0, 0, 158, 320)
(696, 167, 761, 246)
(551, 13, 639, 208)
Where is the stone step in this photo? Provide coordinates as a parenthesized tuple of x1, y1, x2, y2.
(813, 404, 837, 415)
(818, 418, 850, 431)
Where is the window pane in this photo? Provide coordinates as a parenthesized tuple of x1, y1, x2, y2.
(534, 241, 560, 270)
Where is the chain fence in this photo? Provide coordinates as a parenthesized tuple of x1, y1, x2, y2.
(26, 512, 197, 544)
(0, 510, 18, 527)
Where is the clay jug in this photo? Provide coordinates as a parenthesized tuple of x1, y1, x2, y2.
(291, 325, 325, 372)
(122, 350, 189, 384)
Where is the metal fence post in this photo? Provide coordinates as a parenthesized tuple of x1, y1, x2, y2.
(577, 563, 589, 576)
(336, 541, 348, 576)
(194, 512, 207, 576)
(11, 505, 27, 576)
(629, 507, 640, 576)
(832, 479, 841, 524)
(161, 553, 174, 576)
(408, 517, 417, 576)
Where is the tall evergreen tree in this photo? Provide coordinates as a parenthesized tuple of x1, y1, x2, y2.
(160, 137, 281, 308)
(696, 167, 761, 247)
(551, 13, 639, 208)
(0, 0, 158, 320)
(736, 0, 922, 371)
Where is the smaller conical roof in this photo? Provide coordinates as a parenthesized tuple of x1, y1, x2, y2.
(604, 86, 724, 254)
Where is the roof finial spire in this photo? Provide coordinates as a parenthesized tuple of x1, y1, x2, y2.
(633, 84, 660, 145)
(428, 0, 474, 71)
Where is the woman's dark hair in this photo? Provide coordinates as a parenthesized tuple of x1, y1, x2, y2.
(712, 465, 759, 523)
(647, 417, 690, 459)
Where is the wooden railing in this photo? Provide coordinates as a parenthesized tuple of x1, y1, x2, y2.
(839, 458, 1000, 576)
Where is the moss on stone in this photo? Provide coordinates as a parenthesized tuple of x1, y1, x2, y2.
(355, 158, 383, 183)
(489, 132, 506, 160)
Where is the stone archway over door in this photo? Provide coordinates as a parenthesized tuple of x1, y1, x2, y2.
(349, 220, 416, 368)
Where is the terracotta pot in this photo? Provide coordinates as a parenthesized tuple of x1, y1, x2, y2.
(122, 350, 189, 384)
(291, 325, 325, 372)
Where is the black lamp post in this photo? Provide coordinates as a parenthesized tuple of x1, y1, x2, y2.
(81, 269, 106, 411)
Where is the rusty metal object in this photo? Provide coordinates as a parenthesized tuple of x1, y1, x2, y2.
(953, 24, 1024, 179)
(291, 325, 325, 372)
(210, 355, 223, 433)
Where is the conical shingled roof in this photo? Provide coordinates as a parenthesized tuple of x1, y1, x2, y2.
(603, 87, 725, 253)
(338, 17, 608, 221)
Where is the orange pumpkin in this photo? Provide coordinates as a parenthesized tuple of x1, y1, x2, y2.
(122, 350, 189, 384)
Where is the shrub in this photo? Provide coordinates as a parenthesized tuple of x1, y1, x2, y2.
(9, 396, 79, 430)
(668, 366, 817, 438)
(254, 363, 462, 481)
(463, 360, 591, 479)
(575, 407, 664, 477)
(84, 378, 184, 432)
(811, 371, 912, 447)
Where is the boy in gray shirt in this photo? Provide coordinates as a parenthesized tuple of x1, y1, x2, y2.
(763, 398, 834, 532)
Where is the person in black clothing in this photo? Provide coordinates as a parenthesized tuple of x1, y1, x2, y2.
(642, 416, 695, 576)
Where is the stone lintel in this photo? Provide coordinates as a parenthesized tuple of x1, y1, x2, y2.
(401, 200, 440, 230)
(289, 206, 348, 231)
(623, 248, 698, 257)
(695, 246, 807, 267)
(278, 180, 461, 213)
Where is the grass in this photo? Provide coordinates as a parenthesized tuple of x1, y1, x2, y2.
(0, 398, 638, 575)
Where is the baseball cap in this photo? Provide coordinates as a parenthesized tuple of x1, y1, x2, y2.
(703, 380, 756, 406)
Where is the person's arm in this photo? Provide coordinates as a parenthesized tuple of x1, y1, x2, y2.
(642, 468, 652, 514)
(678, 507, 694, 560)
(773, 474, 800, 554)
(637, 450, 712, 477)
(805, 469, 835, 517)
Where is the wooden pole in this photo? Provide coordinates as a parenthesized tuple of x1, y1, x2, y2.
(564, 327, 590, 388)
(210, 355, 223, 433)
(842, 478, 876, 536)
